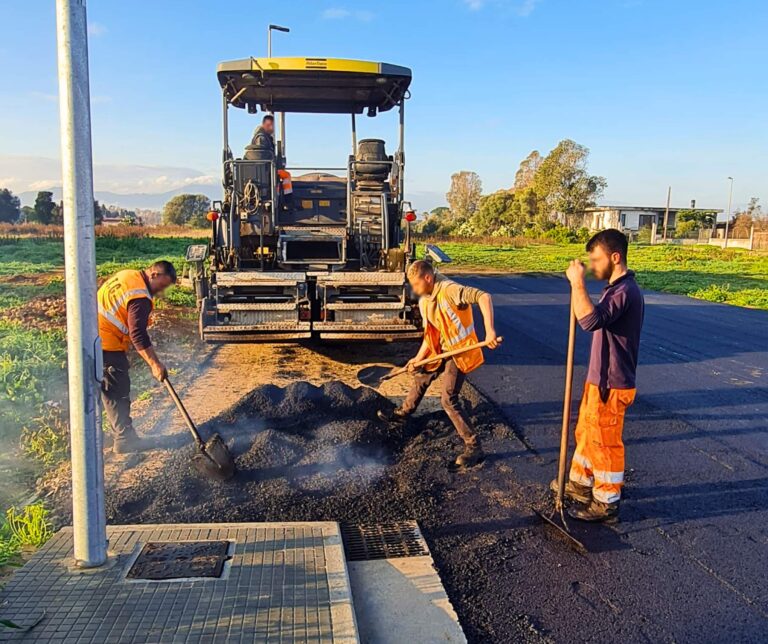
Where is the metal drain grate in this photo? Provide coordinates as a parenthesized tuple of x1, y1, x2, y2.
(341, 521, 428, 561)
(126, 541, 230, 580)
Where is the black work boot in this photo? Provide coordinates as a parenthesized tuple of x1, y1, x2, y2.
(568, 498, 619, 522)
(377, 407, 408, 426)
(549, 478, 592, 505)
(113, 432, 151, 454)
(454, 441, 484, 468)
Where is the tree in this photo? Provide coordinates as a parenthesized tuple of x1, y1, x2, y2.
(533, 139, 606, 227)
(0, 188, 21, 223)
(417, 206, 451, 236)
(20, 206, 35, 222)
(746, 196, 764, 219)
(50, 201, 64, 225)
(514, 150, 543, 191)
(31, 191, 56, 224)
(474, 190, 517, 235)
(162, 193, 211, 227)
(446, 171, 482, 225)
(94, 200, 103, 225)
(730, 197, 768, 236)
(677, 208, 717, 228)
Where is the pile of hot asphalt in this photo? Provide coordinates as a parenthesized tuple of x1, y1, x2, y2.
(107, 380, 559, 644)
(109, 380, 425, 524)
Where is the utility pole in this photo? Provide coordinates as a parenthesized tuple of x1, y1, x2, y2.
(724, 176, 733, 249)
(662, 186, 671, 242)
(55, 0, 107, 567)
(268, 24, 290, 157)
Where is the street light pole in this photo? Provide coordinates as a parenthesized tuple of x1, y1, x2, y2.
(267, 24, 290, 157)
(55, 0, 107, 567)
(662, 185, 671, 242)
(724, 176, 733, 249)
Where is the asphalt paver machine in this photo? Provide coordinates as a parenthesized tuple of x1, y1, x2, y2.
(187, 57, 422, 342)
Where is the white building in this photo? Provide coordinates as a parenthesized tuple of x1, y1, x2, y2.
(579, 205, 722, 233)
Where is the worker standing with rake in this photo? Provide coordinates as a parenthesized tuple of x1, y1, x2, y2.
(553, 229, 644, 522)
(378, 260, 500, 468)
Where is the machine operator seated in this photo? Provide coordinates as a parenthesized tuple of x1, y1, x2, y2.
(243, 114, 293, 210)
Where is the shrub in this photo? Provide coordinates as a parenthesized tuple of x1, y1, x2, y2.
(540, 224, 585, 244)
(6, 503, 53, 548)
(20, 403, 69, 466)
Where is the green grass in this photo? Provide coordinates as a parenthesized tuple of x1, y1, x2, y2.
(0, 502, 54, 569)
(0, 235, 206, 468)
(0, 323, 67, 439)
(423, 242, 768, 309)
(0, 236, 205, 277)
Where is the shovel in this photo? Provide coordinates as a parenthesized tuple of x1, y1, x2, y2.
(357, 338, 503, 388)
(530, 297, 586, 553)
(163, 378, 236, 481)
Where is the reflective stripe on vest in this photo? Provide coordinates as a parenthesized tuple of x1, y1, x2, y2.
(97, 270, 153, 352)
(437, 299, 475, 345)
(419, 282, 484, 374)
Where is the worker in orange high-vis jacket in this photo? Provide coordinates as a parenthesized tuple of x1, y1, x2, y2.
(277, 167, 293, 209)
(378, 260, 501, 468)
(554, 229, 645, 522)
(98, 261, 176, 453)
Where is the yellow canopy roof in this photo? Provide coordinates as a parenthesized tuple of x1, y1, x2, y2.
(216, 57, 412, 114)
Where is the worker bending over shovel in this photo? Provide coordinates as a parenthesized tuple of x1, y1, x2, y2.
(555, 229, 644, 521)
(98, 261, 177, 453)
(378, 260, 500, 468)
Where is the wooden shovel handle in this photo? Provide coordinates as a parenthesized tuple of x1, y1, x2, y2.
(386, 337, 503, 380)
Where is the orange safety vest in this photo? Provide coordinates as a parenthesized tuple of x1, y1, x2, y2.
(419, 289, 484, 374)
(277, 169, 293, 195)
(97, 269, 154, 352)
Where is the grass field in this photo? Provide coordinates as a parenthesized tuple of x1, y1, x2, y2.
(0, 234, 204, 512)
(423, 241, 768, 309)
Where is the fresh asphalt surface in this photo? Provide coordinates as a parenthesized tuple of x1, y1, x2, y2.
(462, 274, 767, 642)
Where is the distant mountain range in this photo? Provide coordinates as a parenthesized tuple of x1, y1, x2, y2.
(19, 184, 221, 210)
(19, 185, 446, 213)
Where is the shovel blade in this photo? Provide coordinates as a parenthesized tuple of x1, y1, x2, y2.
(357, 365, 397, 388)
(191, 433, 236, 481)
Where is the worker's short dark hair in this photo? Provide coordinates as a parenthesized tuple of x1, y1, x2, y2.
(407, 259, 435, 280)
(262, 114, 274, 123)
(149, 260, 177, 283)
(586, 229, 628, 262)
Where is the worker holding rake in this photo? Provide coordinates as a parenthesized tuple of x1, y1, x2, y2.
(378, 260, 500, 468)
(554, 229, 645, 522)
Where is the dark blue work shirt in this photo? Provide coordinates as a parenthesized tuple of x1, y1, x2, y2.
(579, 271, 645, 390)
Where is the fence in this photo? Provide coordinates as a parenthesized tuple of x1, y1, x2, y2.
(752, 231, 768, 250)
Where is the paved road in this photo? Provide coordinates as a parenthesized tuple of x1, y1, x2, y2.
(463, 274, 767, 642)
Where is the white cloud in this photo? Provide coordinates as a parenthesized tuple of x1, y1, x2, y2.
(87, 22, 107, 37)
(462, 0, 542, 15)
(322, 8, 351, 19)
(517, 0, 541, 16)
(29, 179, 60, 191)
(321, 7, 375, 21)
(0, 156, 219, 197)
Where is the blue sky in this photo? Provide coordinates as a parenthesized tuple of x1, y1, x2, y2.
(1, 0, 766, 213)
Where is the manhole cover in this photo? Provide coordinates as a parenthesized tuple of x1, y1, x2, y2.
(126, 541, 230, 580)
(341, 521, 428, 561)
